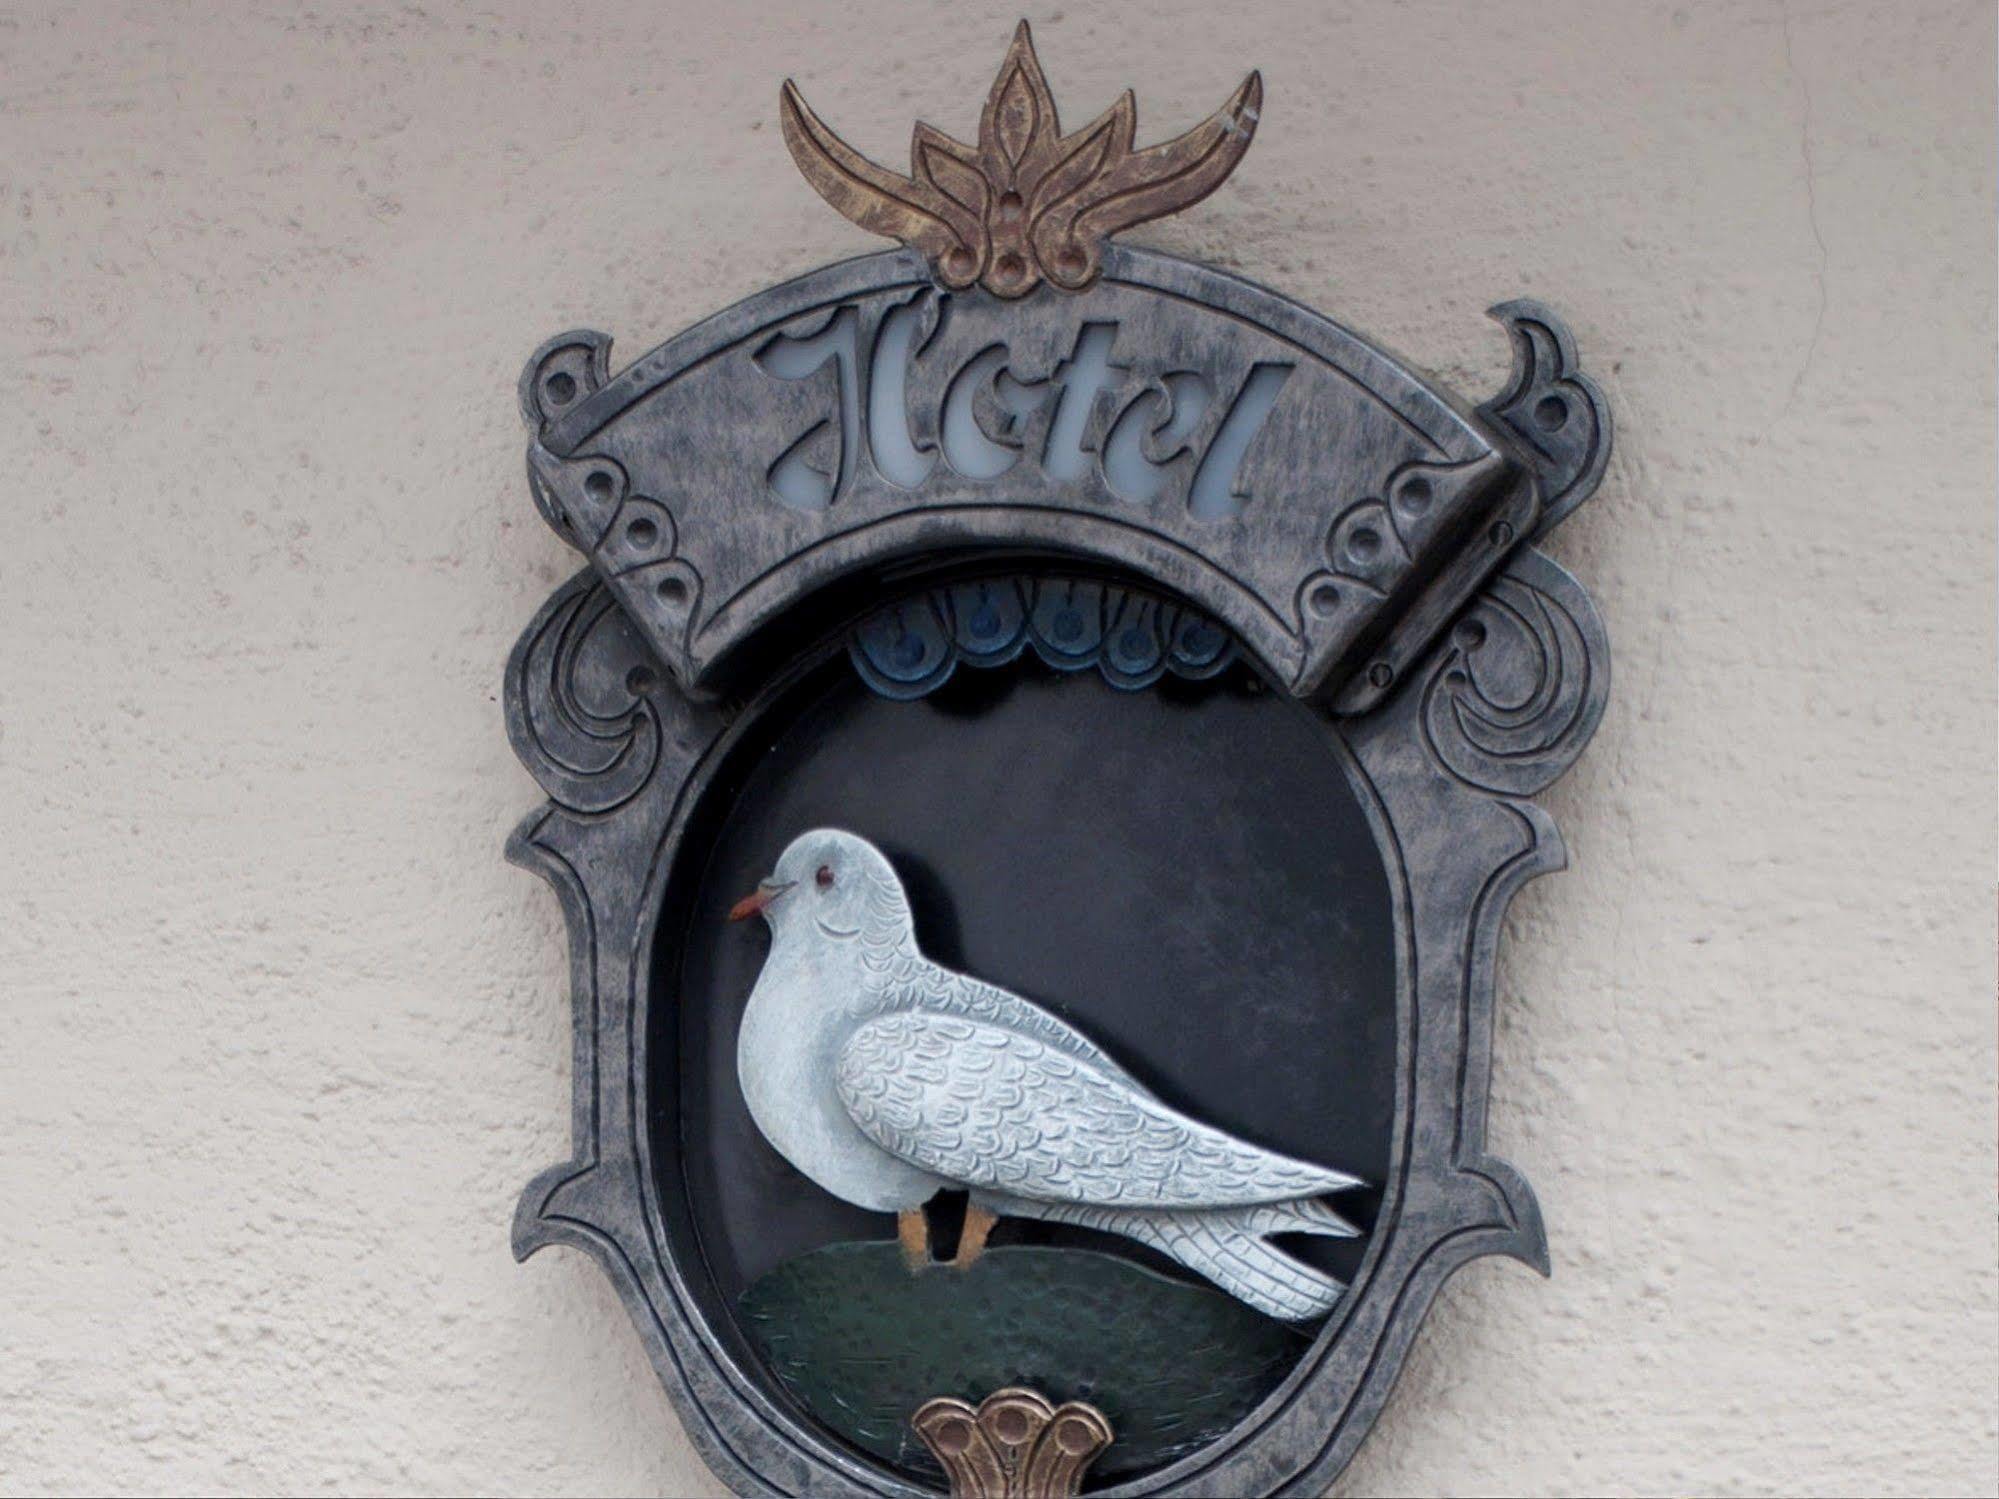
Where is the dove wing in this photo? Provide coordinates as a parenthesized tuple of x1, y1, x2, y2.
(835, 1011, 1360, 1208)
(884, 957, 1143, 1089)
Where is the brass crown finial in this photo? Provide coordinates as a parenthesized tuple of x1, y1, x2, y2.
(780, 20, 1261, 300)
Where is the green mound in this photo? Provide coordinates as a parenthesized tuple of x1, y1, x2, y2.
(738, 1241, 1309, 1482)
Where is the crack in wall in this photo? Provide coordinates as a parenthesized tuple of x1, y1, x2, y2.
(1781, 1, 1831, 419)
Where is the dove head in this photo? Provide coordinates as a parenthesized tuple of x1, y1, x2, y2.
(728, 828, 915, 952)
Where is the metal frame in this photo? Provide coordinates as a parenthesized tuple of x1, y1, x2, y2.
(503, 246, 1610, 1496)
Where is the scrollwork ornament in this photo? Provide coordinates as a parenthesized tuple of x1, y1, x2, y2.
(503, 570, 723, 816)
(1422, 546, 1610, 796)
(1477, 299, 1612, 536)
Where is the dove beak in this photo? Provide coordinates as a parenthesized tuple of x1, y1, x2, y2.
(728, 880, 794, 923)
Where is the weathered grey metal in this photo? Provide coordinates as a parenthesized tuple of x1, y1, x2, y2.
(516, 246, 1600, 717)
(504, 245, 1612, 1491)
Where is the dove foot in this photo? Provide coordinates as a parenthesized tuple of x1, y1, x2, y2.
(952, 1204, 998, 1269)
(897, 1208, 931, 1270)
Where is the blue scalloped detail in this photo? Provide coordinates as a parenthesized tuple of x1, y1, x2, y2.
(850, 576, 1238, 701)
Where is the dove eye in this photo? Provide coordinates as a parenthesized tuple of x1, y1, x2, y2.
(815, 864, 835, 890)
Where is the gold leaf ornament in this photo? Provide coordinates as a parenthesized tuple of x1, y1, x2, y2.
(780, 21, 1261, 299)
(912, 1387, 1113, 1499)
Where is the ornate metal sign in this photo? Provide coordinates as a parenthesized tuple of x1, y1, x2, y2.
(506, 23, 1609, 1497)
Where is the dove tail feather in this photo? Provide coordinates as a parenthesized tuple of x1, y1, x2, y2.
(1227, 1198, 1363, 1239)
(981, 1194, 1351, 1322)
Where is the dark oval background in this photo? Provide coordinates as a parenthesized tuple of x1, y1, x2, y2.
(649, 625, 1399, 1477)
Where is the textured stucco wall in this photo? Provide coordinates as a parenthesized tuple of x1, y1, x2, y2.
(4, 2, 1994, 1494)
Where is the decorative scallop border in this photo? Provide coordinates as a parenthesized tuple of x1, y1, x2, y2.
(848, 573, 1236, 700)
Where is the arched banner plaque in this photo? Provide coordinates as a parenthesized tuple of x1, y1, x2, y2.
(506, 24, 1610, 1497)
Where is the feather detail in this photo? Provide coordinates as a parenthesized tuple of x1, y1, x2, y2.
(985, 1194, 1348, 1321)
(836, 1011, 1360, 1210)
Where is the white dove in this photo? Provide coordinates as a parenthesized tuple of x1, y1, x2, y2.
(728, 828, 1365, 1321)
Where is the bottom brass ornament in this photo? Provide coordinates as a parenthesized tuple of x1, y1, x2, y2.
(911, 1388, 1113, 1498)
